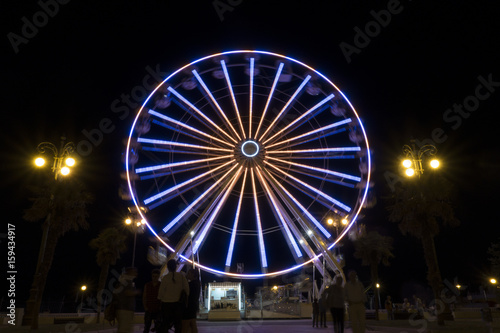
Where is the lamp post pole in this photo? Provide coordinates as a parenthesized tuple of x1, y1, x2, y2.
(125, 215, 145, 267)
(190, 232, 196, 268)
(78, 285, 87, 315)
(132, 229, 137, 268)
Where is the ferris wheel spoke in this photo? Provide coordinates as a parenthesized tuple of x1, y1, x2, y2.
(178, 174, 242, 264)
(137, 138, 233, 154)
(263, 176, 312, 248)
(266, 118, 353, 150)
(263, 188, 322, 264)
(248, 58, 254, 139)
(265, 171, 332, 239)
(167, 86, 237, 144)
(137, 163, 230, 182)
(265, 192, 323, 264)
(177, 168, 243, 262)
(258, 75, 311, 142)
(255, 167, 303, 259)
(143, 160, 234, 206)
(135, 155, 232, 175)
(162, 164, 241, 234)
(265, 161, 352, 213)
(148, 109, 233, 148)
(267, 147, 362, 163)
(151, 118, 220, 148)
(192, 166, 244, 255)
(254, 62, 284, 139)
(263, 94, 335, 146)
(225, 168, 248, 269)
(220, 60, 245, 138)
(250, 168, 268, 270)
(145, 163, 233, 210)
(283, 218, 318, 263)
(266, 155, 361, 183)
(274, 164, 356, 189)
(191, 70, 242, 141)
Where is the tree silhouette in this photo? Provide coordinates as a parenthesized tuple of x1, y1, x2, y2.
(89, 227, 128, 322)
(387, 174, 459, 325)
(353, 227, 394, 319)
(23, 177, 93, 329)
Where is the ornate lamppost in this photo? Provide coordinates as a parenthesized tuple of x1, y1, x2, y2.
(23, 137, 77, 328)
(34, 137, 77, 179)
(395, 141, 457, 324)
(401, 143, 440, 177)
(124, 209, 146, 268)
(78, 285, 87, 315)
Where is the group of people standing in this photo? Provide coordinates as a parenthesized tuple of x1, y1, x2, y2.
(315, 270, 367, 333)
(113, 265, 367, 333)
(114, 259, 201, 333)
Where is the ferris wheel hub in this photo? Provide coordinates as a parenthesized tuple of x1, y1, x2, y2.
(241, 140, 259, 157)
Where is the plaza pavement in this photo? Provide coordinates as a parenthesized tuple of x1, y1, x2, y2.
(3, 318, 500, 333)
(0, 320, 443, 333)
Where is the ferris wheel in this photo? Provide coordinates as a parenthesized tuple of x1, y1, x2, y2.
(125, 50, 371, 279)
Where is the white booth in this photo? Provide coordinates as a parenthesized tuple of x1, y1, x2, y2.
(207, 282, 242, 320)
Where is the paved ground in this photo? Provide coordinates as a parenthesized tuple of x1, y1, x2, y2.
(3, 319, 499, 333)
(195, 320, 395, 333)
(85, 321, 419, 333)
(1, 320, 420, 333)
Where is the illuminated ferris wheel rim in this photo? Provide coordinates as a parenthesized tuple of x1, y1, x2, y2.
(125, 49, 372, 278)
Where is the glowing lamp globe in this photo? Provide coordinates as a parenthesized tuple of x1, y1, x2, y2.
(35, 157, 46, 167)
(60, 166, 70, 176)
(65, 157, 76, 167)
(405, 168, 415, 177)
(430, 159, 440, 169)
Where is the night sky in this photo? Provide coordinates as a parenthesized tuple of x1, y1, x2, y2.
(2, 0, 500, 311)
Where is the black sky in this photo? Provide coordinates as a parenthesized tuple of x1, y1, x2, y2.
(2, 0, 500, 309)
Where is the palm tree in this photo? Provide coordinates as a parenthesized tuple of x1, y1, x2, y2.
(23, 177, 93, 329)
(353, 227, 394, 319)
(387, 174, 459, 325)
(89, 227, 128, 323)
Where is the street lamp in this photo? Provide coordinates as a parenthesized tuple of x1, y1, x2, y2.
(34, 137, 77, 180)
(326, 216, 348, 235)
(401, 143, 440, 177)
(325, 215, 348, 272)
(78, 285, 87, 314)
(24, 137, 77, 328)
(376, 283, 381, 309)
(124, 215, 146, 267)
